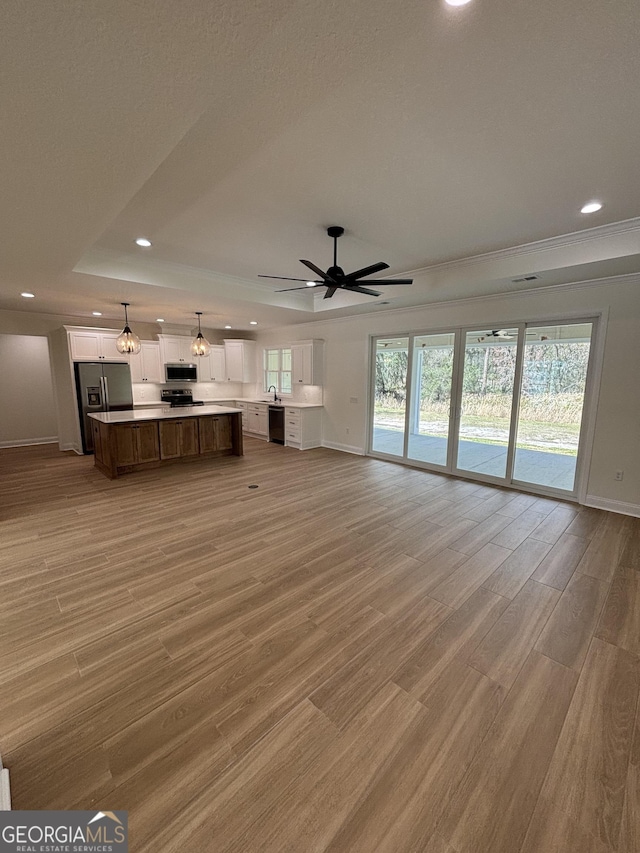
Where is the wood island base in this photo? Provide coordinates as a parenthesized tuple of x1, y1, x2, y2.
(90, 410, 243, 479)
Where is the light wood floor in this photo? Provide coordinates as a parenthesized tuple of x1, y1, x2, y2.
(1, 441, 639, 852)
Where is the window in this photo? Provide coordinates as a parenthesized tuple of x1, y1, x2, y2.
(264, 347, 292, 395)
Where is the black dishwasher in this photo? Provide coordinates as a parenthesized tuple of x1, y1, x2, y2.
(268, 406, 285, 444)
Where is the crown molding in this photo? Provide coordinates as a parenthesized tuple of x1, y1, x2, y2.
(400, 217, 640, 278)
(262, 271, 640, 333)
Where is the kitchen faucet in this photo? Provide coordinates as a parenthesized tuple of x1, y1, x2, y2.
(267, 385, 280, 403)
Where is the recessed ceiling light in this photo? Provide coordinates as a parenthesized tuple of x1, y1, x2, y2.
(306, 281, 316, 287)
(135, 237, 152, 247)
(224, 324, 232, 329)
(156, 318, 165, 323)
(21, 292, 35, 298)
(92, 311, 102, 316)
(445, 0, 473, 6)
(250, 321, 258, 325)
(580, 201, 603, 214)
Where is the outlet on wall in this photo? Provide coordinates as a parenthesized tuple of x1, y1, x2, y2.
(615, 470, 624, 481)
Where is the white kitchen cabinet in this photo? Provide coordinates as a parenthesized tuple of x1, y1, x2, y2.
(158, 335, 194, 364)
(291, 340, 323, 386)
(284, 406, 322, 450)
(224, 339, 256, 383)
(129, 342, 163, 383)
(198, 345, 227, 382)
(69, 329, 130, 362)
(245, 403, 268, 438)
(233, 401, 248, 430)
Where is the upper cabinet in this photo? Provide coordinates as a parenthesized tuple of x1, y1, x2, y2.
(292, 340, 324, 386)
(69, 329, 130, 362)
(224, 339, 256, 383)
(158, 335, 194, 364)
(198, 345, 227, 382)
(129, 342, 163, 383)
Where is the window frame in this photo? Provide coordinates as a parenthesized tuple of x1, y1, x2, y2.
(263, 347, 292, 396)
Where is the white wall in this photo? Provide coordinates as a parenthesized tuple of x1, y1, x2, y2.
(256, 276, 640, 514)
(0, 334, 57, 446)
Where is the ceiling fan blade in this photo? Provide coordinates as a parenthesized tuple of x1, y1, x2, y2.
(354, 278, 413, 285)
(323, 286, 337, 299)
(344, 262, 389, 282)
(275, 285, 323, 292)
(259, 274, 322, 282)
(300, 259, 335, 282)
(345, 285, 382, 297)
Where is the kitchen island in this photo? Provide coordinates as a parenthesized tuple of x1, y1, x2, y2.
(88, 405, 243, 479)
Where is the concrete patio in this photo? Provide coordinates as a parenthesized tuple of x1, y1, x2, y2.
(371, 427, 577, 491)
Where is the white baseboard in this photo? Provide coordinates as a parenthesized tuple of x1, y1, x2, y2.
(58, 442, 82, 453)
(585, 495, 640, 518)
(322, 441, 365, 455)
(0, 436, 57, 449)
(0, 767, 10, 810)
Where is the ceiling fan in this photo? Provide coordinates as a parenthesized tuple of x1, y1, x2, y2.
(477, 329, 539, 342)
(258, 226, 413, 299)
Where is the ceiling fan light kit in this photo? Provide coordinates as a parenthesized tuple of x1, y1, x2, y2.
(259, 226, 413, 299)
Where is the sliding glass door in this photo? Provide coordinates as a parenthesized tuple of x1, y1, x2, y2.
(369, 319, 596, 497)
(454, 329, 518, 479)
(512, 323, 593, 492)
(407, 333, 455, 467)
(371, 337, 409, 457)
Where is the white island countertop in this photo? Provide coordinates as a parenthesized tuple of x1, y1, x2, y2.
(233, 398, 323, 408)
(88, 404, 242, 424)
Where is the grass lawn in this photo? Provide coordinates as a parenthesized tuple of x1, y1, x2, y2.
(374, 407, 580, 455)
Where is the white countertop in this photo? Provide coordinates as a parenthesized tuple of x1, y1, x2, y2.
(88, 404, 242, 424)
(233, 398, 323, 408)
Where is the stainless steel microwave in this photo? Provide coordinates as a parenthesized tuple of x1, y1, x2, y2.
(165, 363, 198, 383)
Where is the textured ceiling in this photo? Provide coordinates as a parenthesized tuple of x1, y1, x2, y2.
(1, 0, 639, 331)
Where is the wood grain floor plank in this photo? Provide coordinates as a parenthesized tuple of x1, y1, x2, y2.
(596, 565, 640, 657)
(531, 532, 589, 590)
(393, 587, 508, 698)
(364, 550, 468, 618)
(449, 514, 513, 556)
(429, 543, 512, 609)
(324, 660, 504, 853)
(437, 651, 578, 853)
(139, 698, 339, 853)
(530, 504, 580, 544)
(400, 517, 479, 561)
(490, 508, 547, 550)
(468, 579, 561, 689)
(617, 692, 640, 853)
(482, 536, 552, 599)
(565, 506, 606, 540)
(520, 795, 614, 853)
(620, 530, 640, 570)
(159, 684, 422, 853)
(462, 491, 520, 522)
(535, 572, 609, 672)
(539, 637, 639, 850)
(309, 596, 451, 728)
(576, 514, 632, 582)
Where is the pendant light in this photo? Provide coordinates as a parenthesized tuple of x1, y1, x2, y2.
(115, 302, 141, 355)
(191, 311, 211, 357)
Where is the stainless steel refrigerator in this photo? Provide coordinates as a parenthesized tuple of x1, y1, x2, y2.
(74, 362, 133, 453)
